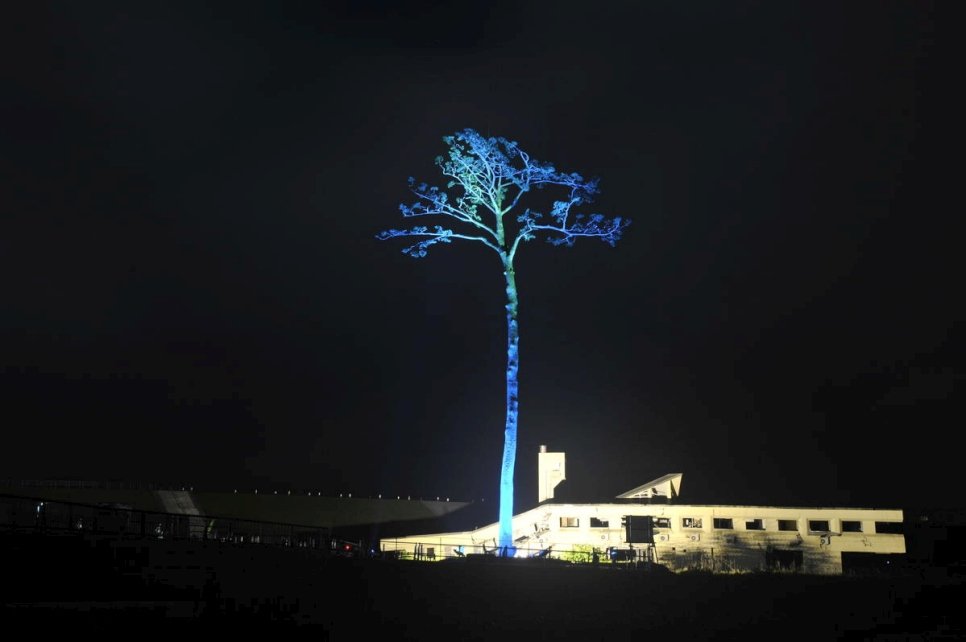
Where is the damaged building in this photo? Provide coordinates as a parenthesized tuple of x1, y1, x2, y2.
(378, 446, 906, 574)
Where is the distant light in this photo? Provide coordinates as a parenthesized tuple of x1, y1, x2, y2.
(233, 489, 237, 494)
(378, 494, 381, 499)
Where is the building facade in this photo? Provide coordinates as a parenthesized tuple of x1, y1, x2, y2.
(379, 448, 906, 574)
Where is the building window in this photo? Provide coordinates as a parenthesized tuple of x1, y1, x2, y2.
(778, 520, 798, 532)
(682, 517, 703, 529)
(713, 518, 734, 530)
(808, 520, 830, 533)
(745, 519, 764, 530)
(560, 517, 579, 528)
(842, 520, 862, 533)
(875, 521, 904, 534)
(590, 517, 609, 528)
(654, 517, 671, 529)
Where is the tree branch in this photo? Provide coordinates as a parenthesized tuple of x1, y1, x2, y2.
(375, 226, 501, 258)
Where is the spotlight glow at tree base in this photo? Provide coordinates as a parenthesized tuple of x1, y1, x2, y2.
(378, 129, 629, 551)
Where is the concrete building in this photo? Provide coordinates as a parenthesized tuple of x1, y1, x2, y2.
(379, 446, 906, 574)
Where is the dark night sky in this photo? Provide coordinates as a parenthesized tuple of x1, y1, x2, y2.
(2, 2, 962, 513)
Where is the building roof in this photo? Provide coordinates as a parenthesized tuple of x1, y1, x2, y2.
(615, 473, 683, 500)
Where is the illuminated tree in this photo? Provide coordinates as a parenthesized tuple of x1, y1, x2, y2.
(378, 129, 629, 552)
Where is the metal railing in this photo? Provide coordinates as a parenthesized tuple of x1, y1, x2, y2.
(377, 539, 665, 565)
(0, 493, 356, 553)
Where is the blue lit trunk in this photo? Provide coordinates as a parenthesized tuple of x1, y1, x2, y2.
(498, 264, 519, 552)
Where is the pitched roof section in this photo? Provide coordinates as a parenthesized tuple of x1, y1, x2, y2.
(616, 473, 683, 500)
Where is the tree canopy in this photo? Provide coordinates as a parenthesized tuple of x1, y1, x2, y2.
(378, 129, 628, 264)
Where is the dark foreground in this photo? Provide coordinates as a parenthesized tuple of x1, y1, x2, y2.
(2, 534, 963, 640)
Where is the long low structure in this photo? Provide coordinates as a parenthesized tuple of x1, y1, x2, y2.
(379, 447, 906, 574)
(0, 484, 469, 532)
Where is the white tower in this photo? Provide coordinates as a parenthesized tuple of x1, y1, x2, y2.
(537, 444, 566, 503)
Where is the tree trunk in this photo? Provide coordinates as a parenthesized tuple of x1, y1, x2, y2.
(498, 264, 519, 552)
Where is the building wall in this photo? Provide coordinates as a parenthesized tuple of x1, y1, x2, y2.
(537, 448, 566, 503)
(379, 503, 905, 574)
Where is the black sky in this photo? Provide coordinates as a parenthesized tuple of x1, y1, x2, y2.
(2, 1, 962, 513)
